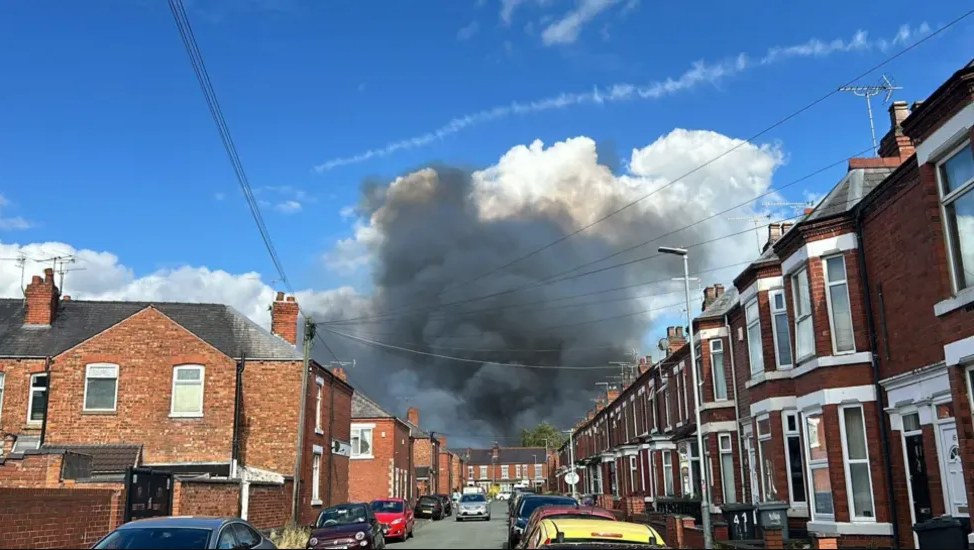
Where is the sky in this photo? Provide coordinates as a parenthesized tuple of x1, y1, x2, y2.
(1, 0, 973, 443)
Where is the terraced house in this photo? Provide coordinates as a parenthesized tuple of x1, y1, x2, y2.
(464, 443, 549, 493)
(554, 59, 974, 549)
(348, 392, 414, 503)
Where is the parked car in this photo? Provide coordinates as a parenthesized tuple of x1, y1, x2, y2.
(435, 494, 453, 516)
(509, 495, 578, 549)
(516, 505, 616, 549)
(496, 491, 513, 501)
(509, 489, 536, 517)
(414, 494, 444, 520)
(521, 518, 667, 548)
(370, 498, 414, 542)
(307, 503, 386, 549)
(91, 517, 277, 549)
(455, 492, 491, 522)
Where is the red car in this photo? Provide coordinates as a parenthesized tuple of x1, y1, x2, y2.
(370, 498, 415, 541)
(517, 505, 617, 549)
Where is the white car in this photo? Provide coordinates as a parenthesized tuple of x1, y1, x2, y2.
(496, 491, 512, 501)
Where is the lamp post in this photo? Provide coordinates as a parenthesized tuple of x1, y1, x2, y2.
(563, 428, 577, 499)
(659, 246, 713, 550)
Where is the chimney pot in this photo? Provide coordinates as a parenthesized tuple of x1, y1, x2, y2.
(666, 326, 676, 338)
(286, 296, 295, 302)
(31, 275, 42, 285)
(702, 285, 718, 311)
(911, 100, 924, 112)
(62, 296, 71, 301)
(804, 207, 814, 215)
(333, 367, 347, 381)
(44, 268, 54, 283)
(714, 284, 724, 297)
(271, 294, 300, 345)
(407, 407, 420, 426)
(275, 291, 285, 301)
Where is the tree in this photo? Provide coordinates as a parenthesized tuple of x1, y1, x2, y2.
(520, 422, 565, 449)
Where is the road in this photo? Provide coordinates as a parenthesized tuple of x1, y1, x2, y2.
(396, 501, 508, 549)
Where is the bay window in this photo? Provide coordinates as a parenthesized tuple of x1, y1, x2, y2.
(840, 405, 875, 520)
(746, 298, 763, 375)
(824, 255, 856, 353)
(804, 411, 834, 519)
(792, 268, 815, 359)
(711, 339, 727, 400)
(938, 142, 974, 291)
(770, 290, 793, 368)
(756, 416, 777, 501)
(783, 412, 807, 506)
(719, 433, 737, 503)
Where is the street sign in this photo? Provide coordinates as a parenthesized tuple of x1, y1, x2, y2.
(565, 471, 579, 485)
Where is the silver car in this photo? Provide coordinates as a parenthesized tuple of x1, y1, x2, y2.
(455, 493, 491, 522)
(91, 516, 277, 549)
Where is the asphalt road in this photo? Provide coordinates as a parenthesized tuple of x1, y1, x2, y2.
(395, 501, 508, 549)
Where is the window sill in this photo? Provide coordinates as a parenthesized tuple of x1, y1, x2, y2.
(168, 414, 203, 419)
(934, 286, 974, 317)
(350, 455, 374, 460)
(315, 429, 324, 436)
(311, 500, 323, 507)
(806, 520, 892, 536)
(82, 410, 117, 415)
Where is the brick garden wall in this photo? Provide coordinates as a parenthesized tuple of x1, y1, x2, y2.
(0, 488, 124, 549)
(248, 480, 293, 531)
(173, 479, 239, 517)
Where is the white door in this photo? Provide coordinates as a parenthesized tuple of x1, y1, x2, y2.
(938, 423, 969, 517)
(746, 436, 759, 505)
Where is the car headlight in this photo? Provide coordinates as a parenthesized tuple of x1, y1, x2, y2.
(355, 531, 365, 541)
(392, 518, 403, 525)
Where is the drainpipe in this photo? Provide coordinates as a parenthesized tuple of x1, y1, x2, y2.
(231, 357, 245, 478)
(327, 373, 335, 506)
(855, 208, 901, 549)
(39, 356, 52, 446)
(724, 316, 747, 503)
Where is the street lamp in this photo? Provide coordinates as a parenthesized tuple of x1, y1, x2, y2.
(659, 246, 713, 550)
(563, 428, 578, 499)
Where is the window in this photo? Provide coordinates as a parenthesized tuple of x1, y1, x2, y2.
(681, 370, 689, 419)
(938, 143, 974, 290)
(629, 455, 638, 492)
(783, 412, 807, 505)
(650, 393, 658, 432)
(746, 298, 763, 375)
(592, 464, 603, 494)
(515, 464, 521, 479)
(823, 256, 856, 353)
(662, 451, 674, 496)
(501, 465, 509, 479)
(231, 524, 261, 549)
(756, 416, 776, 501)
(663, 389, 670, 428)
(28, 373, 48, 424)
(719, 434, 736, 503)
(688, 440, 702, 497)
(804, 411, 834, 519)
(351, 426, 373, 458)
(711, 340, 728, 400)
(792, 269, 815, 359)
(694, 342, 704, 404)
(170, 366, 204, 417)
(82, 364, 119, 412)
(312, 447, 322, 505)
(840, 405, 875, 520)
(468, 466, 474, 480)
(535, 464, 542, 479)
(609, 460, 618, 496)
(675, 376, 683, 423)
(315, 378, 324, 434)
(770, 290, 793, 368)
(479, 465, 488, 479)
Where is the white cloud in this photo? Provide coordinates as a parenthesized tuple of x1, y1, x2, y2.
(0, 194, 33, 231)
(274, 200, 302, 214)
(254, 185, 315, 214)
(457, 21, 480, 41)
(315, 22, 929, 171)
(541, 0, 621, 46)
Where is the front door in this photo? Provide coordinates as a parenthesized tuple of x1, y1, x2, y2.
(905, 432, 933, 522)
(938, 422, 969, 517)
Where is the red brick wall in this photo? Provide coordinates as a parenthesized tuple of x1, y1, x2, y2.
(349, 417, 404, 503)
(240, 360, 302, 475)
(0, 358, 48, 442)
(45, 307, 236, 464)
(0, 487, 124, 549)
(0, 453, 63, 488)
(174, 480, 239, 517)
(248, 480, 293, 531)
(438, 452, 451, 494)
(298, 377, 353, 525)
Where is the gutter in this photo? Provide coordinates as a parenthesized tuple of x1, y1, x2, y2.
(723, 315, 747, 504)
(39, 356, 52, 446)
(854, 207, 901, 549)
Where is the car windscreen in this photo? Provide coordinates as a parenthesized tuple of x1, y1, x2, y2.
(317, 504, 369, 527)
(461, 494, 486, 503)
(371, 500, 404, 513)
(518, 497, 577, 519)
(92, 527, 211, 549)
(418, 496, 439, 505)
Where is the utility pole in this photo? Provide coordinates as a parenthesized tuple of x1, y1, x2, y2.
(291, 316, 315, 525)
(839, 74, 901, 156)
(566, 428, 577, 499)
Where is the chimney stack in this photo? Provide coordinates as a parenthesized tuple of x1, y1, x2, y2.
(804, 207, 814, 215)
(702, 286, 718, 311)
(764, 221, 794, 252)
(437, 436, 447, 449)
(271, 292, 300, 345)
(407, 407, 420, 426)
(607, 388, 620, 403)
(332, 367, 347, 382)
(24, 269, 60, 326)
(62, 296, 71, 301)
(596, 396, 606, 411)
(492, 442, 499, 460)
(638, 357, 649, 375)
(879, 100, 916, 161)
(666, 326, 686, 353)
(714, 284, 724, 298)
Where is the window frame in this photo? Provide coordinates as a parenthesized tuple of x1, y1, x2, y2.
(681, 369, 690, 419)
(169, 365, 205, 418)
(629, 455, 638, 493)
(755, 415, 776, 502)
(479, 465, 488, 479)
(315, 377, 324, 435)
(468, 465, 474, 480)
(823, 254, 857, 355)
(534, 463, 543, 479)
(27, 373, 48, 425)
(838, 404, 877, 522)
(710, 339, 728, 400)
(937, 140, 974, 293)
(662, 386, 671, 429)
(515, 464, 521, 479)
(792, 268, 815, 361)
(501, 465, 509, 479)
(782, 411, 807, 507)
(662, 451, 674, 496)
(718, 433, 737, 504)
(803, 409, 834, 521)
(350, 425, 374, 459)
(745, 298, 764, 376)
(311, 445, 323, 506)
(83, 363, 120, 413)
(769, 289, 794, 369)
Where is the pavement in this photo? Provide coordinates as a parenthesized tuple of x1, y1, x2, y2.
(395, 501, 509, 549)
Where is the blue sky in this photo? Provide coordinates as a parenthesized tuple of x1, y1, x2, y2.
(1, 0, 973, 296)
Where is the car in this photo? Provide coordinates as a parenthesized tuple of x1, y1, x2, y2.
(521, 518, 667, 548)
(509, 489, 537, 518)
(307, 503, 386, 549)
(515, 505, 617, 549)
(496, 491, 513, 501)
(455, 492, 490, 522)
(508, 495, 578, 549)
(414, 494, 444, 520)
(90, 517, 277, 549)
(370, 498, 415, 542)
(435, 494, 453, 516)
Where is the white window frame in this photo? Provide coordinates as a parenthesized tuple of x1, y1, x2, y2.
(479, 465, 488, 479)
(650, 392, 658, 433)
(792, 268, 815, 361)
(662, 387, 671, 429)
(756, 415, 776, 502)
(315, 377, 324, 435)
(83, 363, 119, 412)
(782, 411, 807, 507)
(695, 342, 704, 404)
(501, 465, 509, 479)
(710, 339, 728, 400)
(769, 289, 794, 370)
(535, 463, 543, 479)
(719, 433, 736, 503)
(468, 465, 474, 480)
(803, 409, 834, 521)
(662, 451, 674, 496)
(936, 140, 974, 293)
(629, 455, 638, 493)
(675, 375, 683, 424)
(311, 445, 323, 506)
(169, 365, 204, 418)
(515, 464, 521, 479)
(351, 424, 374, 459)
(823, 254, 857, 355)
(681, 370, 689, 420)
(838, 404, 876, 522)
(746, 298, 764, 375)
(27, 373, 48, 425)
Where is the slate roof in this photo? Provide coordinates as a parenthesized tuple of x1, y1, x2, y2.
(697, 286, 739, 320)
(465, 447, 547, 465)
(0, 299, 301, 360)
(803, 167, 894, 224)
(404, 419, 430, 439)
(44, 444, 142, 475)
(351, 393, 394, 419)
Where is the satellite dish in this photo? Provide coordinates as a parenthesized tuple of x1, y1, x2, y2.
(657, 338, 669, 352)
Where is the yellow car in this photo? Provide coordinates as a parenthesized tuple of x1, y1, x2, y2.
(521, 518, 667, 548)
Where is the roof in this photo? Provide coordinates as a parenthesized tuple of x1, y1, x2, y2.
(538, 518, 660, 543)
(802, 167, 894, 224)
(697, 286, 739, 320)
(404, 419, 429, 438)
(351, 393, 394, 419)
(118, 517, 235, 530)
(415, 466, 430, 479)
(44, 444, 141, 474)
(465, 447, 548, 465)
(0, 299, 301, 360)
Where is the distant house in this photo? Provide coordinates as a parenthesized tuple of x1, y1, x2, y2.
(349, 392, 413, 503)
(465, 443, 549, 492)
(405, 408, 440, 495)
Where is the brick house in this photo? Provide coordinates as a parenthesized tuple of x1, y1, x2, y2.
(0, 273, 353, 525)
(436, 441, 464, 496)
(348, 392, 413, 503)
(405, 407, 440, 496)
(464, 443, 549, 493)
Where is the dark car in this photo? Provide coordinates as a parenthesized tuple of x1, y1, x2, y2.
(414, 495, 444, 520)
(307, 503, 386, 549)
(509, 489, 537, 518)
(435, 494, 453, 516)
(509, 495, 578, 549)
(91, 517, 276, 549)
